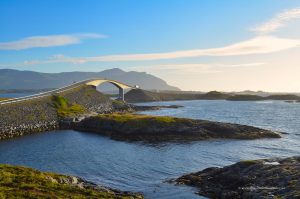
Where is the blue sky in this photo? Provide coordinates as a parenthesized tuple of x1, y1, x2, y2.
(1, 0, 300, 91)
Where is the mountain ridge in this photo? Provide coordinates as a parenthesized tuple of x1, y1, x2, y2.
(0, 68, 180, 91)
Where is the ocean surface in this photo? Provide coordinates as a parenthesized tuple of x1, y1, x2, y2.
(0, 100, 299, 198)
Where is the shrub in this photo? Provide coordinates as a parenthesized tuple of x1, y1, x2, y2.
(51, 95, 85, 118)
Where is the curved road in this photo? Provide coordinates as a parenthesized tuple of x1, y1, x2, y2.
(0, 78, 136, 105)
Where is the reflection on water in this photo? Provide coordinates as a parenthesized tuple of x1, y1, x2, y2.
(0, 100, 299, 199)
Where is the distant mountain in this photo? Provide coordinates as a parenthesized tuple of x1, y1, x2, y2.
(0, 68, 180, 91)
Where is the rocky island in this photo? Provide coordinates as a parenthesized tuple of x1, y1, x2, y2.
(0, 164, 143, 198)
(175, 156, 300, 199)
(69, 113, 281, 142)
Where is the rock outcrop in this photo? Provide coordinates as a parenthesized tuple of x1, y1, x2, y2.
(175, 156, 300, 199)
(71, 113, 281, 142)
(0, 164, 143, 198)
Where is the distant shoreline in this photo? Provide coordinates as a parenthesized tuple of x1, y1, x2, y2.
(124, 89, 300, 103)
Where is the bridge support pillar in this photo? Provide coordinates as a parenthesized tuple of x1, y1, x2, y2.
(118, 88, 124, 101)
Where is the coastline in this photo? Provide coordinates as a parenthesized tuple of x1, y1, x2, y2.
(0, 164, 143, 198)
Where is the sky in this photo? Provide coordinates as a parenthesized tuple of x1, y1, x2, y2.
(1, 0, 300, 92)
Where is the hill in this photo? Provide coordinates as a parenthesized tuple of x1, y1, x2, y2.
(125, 89, 230, 103)
(0, 68, 179, 91)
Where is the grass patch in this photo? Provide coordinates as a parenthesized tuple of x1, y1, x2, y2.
(0, 98, 9, 101)
(52, 95, 86, 118)
(240, 160, 258, 165)
(97, 113, 189, 128)
(112, 100, 125, 106)
(82, 87, 97, 98)
(0, 164, 139, 199)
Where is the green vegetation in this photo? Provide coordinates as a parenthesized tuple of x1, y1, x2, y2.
(82, 86, 97, 98)
(52, 95, 85, 118)
(112, 100, 125, 106)
(97, 113, 188, 128)
(98, 113, 179, 123)
(111, 100, 128, 110)
(105, 94, 119, 98)
(0, 98, 9, 101)
(274, 196, 283, 199)
(240, 160, 259, 165)
(0, 164, 140, 199)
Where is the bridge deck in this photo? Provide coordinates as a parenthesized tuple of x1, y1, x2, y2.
(0, 79, 136, 105)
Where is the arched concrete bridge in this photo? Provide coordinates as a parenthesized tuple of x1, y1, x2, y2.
(85, 79, 136, 101)
(0, 78, 138, 105)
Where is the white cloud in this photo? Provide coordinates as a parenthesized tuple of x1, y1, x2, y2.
(0, 33, 106, 50)
(131, 64, 220, 74)
(251, 7, 300, 34)
(129, 63, 265, 75)
(50, 36, 300, 63)
(1, 36, 299, 66)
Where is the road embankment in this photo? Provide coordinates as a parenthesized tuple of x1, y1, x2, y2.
(0, 85, 114, 140)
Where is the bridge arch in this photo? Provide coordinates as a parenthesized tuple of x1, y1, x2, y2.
(85, 79, 135, 101)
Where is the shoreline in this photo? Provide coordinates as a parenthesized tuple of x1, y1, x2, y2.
(0, 164, 143, 198)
